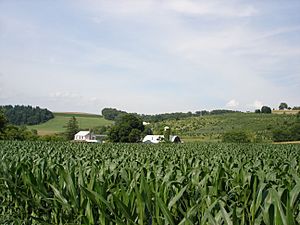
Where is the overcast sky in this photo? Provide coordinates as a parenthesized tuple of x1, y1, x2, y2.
(0, 0, 299, 114)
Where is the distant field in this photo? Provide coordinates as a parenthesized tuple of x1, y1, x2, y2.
(272, 109, 300, 115)
(28, 112, 113, 135)
(151, 113, 297, 141)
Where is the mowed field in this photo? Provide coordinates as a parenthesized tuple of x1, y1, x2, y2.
(28, 112, 113, 135)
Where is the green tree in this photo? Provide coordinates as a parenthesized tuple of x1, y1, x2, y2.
(65, 116, 79, 140)
(128, 129, 142, 143)
(101, 108, 127, 120)
(0, 111, 8, 132)
(279, 102, 288, 110)
(108, 114, 144, 143)
(0, 111, 8, 139)
(0, 105, 53, 125)
(255, 109, 261, 113)
(261, 106, 272, 114)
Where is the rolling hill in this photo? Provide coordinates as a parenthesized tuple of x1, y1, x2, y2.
(150, 113, 298, 142)
(28, 112, 113, 135)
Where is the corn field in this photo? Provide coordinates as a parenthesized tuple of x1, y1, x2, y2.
(1, 141, 300, 225)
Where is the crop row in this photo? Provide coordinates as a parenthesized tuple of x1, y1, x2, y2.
(1, 141, 300, 224)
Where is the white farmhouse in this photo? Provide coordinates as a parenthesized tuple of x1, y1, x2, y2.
(74, 131, 91, 141)
(74, 131, 102, 143)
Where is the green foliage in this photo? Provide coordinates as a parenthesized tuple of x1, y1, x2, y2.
(272, 116, 300, 142)
(108, 114, 144, 142)
(0, 110, 8, 132)
(1, 141, 300, 224)
(141, 126, 153, 137)
(151, 113, 296, 142)
(2, 125, 38, 141)
(101, 107, 242, 123)
(0, 105, 54, 125)
(65, 116, 79, 140)
(279, 102, 288, 110)
(272, 129, 293, 142)
(255, 109, 261, 113)
(39, 134, 66, 142)
(222, 131, 251, 143)
(101, 108, 127, 120)
(128, 128, 142, 142)
(261, 106, 272, 114)
(0, 111, 38, 141)
(210, 109, 241, 115)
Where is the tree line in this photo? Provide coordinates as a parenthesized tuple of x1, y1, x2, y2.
(101, 108, 242, 123)
(0, 105, 54, 125)
(0, 111, 38, 140)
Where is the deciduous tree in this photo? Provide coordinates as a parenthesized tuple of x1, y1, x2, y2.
(65, 116, 79, 140)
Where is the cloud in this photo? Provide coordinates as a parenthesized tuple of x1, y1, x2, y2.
(0, 1, 299, 113)
(79, 0, 257, 18)
(226, 99, 239, 108)
(249, 100, 263, 109)
(165, 0, 257, 17)
(49, 91, 80, 99)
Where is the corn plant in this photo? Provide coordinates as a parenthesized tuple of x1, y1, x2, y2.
(0, 141, 300, 224)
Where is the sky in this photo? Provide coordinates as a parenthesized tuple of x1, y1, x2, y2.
(0, 0, 300, 114)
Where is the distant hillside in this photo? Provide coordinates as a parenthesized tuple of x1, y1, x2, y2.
(150, 113, 297, 142)
(28, 112, 113, 135)
(272, 110, 300, 115)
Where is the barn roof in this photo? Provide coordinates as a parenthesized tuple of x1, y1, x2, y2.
(75, 131, 90, 136)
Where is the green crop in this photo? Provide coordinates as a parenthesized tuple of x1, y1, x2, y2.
(1, 141, 300, 224)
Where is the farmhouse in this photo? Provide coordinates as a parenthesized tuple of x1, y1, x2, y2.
(142, 135, 181, 144)
(74, 131, 105, 143)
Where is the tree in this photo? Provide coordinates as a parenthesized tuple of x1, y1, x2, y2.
(0, 111, 8, 139)
(65, 116, 79, 140)
(101, 108, 127, 120)
(261, 106, 272, 114)
(0, 105, 53, 125)
(0, 111, 8, 132)
(279, 102, 288, 110)
(255, 109, 261, 113)
(108, 114, 144, 143)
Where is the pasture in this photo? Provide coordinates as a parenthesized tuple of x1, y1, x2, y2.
(28, 112, 113, 135)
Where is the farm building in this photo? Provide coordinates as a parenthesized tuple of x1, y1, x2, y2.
(74, 131, 106, 143)
(142, 135, 181, 144)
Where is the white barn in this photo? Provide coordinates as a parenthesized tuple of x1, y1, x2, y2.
(142, 135, 181, 144)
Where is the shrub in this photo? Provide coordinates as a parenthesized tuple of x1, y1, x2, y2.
(222, 131, 251, 143)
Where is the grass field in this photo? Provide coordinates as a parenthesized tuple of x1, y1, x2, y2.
(28, 112, 113, 135)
